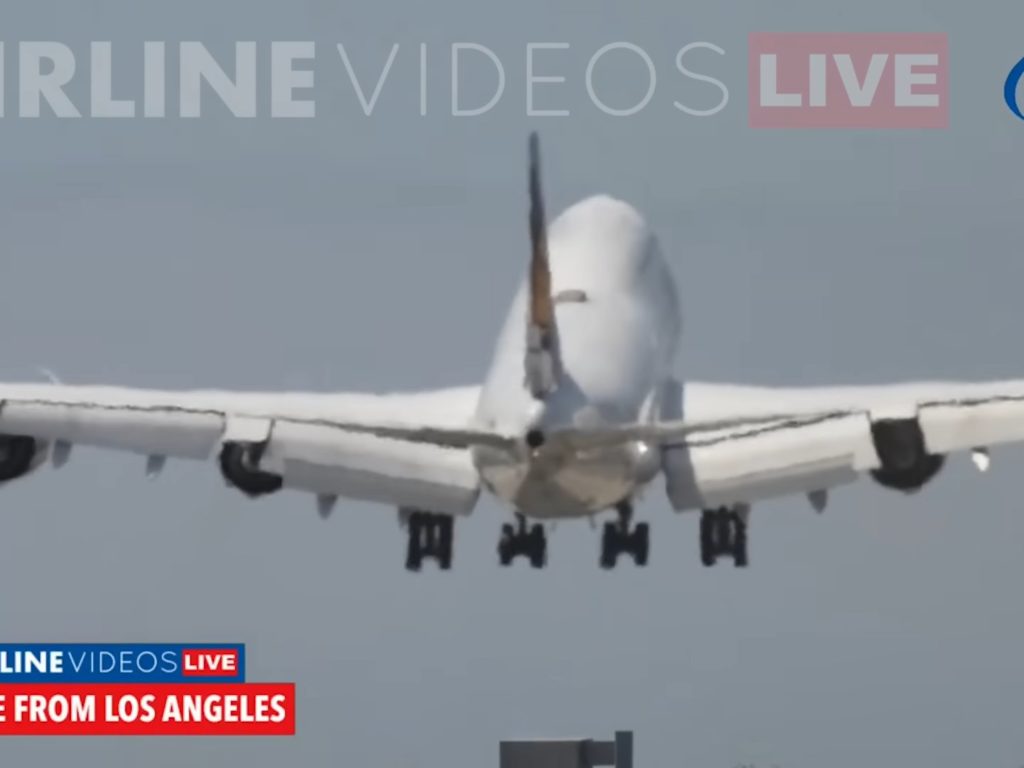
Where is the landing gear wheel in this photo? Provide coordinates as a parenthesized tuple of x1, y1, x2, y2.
(406, 513, 424, 571)
(600, 522, 619, 570)
(404, 510, 455, 571)
(699, 507, 750, 568)
(498, 524, 516, 566)
(699, 513, 716, 567)
(528, 524, 547, 568)
(733, 516, 748, 568)
(438, 516, 454, 570)
(497, 515, 548, 568)
(633, 523, 650, 566)
(599, 502, 649, 569)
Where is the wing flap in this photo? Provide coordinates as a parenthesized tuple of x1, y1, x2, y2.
(920, 398, 1024, 455)
(664, 412, 877, 511)
(265, 421, 479, 515)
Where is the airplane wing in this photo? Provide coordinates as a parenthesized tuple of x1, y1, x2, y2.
(658, 379, 1024, 512)
(7, 376, 1022, 517)
(0, 382, 484, 515)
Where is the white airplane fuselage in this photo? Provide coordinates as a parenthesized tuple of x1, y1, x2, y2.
(472, 195, 682, 518)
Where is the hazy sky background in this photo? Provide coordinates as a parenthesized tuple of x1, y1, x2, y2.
(0, 0, 1023, 766)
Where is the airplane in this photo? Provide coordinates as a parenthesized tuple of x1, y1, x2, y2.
(1, 132, 1022, 572)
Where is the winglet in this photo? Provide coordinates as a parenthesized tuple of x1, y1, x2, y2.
(524, 132, 562, 400)
(38, 367, 62, 384)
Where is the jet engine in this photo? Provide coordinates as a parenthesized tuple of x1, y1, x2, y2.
(0, 434, 49, 483)
(218, 441, 283, 498)
(869, 418, 945, 492)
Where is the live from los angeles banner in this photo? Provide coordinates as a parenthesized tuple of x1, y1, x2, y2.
(0, 644, 295, 736)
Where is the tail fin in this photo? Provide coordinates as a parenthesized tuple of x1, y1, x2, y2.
(524, 132, 562, 400)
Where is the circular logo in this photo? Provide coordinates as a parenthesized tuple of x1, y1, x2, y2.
(1005, 56, 1024, 120)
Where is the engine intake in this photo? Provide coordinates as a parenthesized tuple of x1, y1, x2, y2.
(0, 435, 43, 482)
(219, 441, 283, 498)
(870, 418, 945, 492)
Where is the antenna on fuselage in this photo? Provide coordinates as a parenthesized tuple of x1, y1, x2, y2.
(524, 131, 561, 400)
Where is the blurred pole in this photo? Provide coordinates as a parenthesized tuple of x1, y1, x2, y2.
(499, 731, 633, 767)
(614, 731, 633, 768)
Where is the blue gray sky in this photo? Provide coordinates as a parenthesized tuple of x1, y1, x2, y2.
(1, 0, 1023, 766)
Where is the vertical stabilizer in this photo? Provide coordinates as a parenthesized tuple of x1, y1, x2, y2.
(524, 132, 562, 399)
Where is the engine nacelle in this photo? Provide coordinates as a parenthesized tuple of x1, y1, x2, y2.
(869, 418, 945, 492)
(218, 441, 283, 498)
(0, 434, 48, 483)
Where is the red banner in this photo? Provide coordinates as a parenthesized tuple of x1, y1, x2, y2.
(0, 683, 295, 736)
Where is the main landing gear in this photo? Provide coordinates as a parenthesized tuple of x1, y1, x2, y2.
(600, 501, 650, 569)
(404, 510, 454, 571)
(700, 506, 748, 568)
(498, 514, 547, 568)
